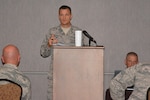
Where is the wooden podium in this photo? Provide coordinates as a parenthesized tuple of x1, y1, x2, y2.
(52, 46, 104, 100)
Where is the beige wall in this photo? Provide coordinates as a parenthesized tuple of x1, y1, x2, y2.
(0, 0, 150, 99)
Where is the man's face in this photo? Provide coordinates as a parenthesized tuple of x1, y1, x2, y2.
(59, 9, 72, 27)
(125, 55, 138, 68)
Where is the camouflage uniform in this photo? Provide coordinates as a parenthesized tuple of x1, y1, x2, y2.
(0, 64, 31, 100)
(40, 25, 88, 100)
(110, 63, 150, 100)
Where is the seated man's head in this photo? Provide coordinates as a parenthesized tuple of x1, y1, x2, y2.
(125, 52, 138, 68)
(1, 44, 20, 66)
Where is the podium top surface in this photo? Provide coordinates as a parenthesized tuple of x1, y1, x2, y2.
(52, 46, 104, 49)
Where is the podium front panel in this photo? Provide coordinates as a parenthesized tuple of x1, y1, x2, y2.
(53, 46, 104, 100)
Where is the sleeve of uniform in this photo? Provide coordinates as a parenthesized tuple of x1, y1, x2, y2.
(40, 29, 52, 58)
(22, 77, 31, 100)
(109, 66, 136, 100)
(27, 80, 31, 100)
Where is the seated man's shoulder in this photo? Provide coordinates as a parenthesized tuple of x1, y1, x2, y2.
(11, 71, 31, 85)
(114, 70, 121, 77)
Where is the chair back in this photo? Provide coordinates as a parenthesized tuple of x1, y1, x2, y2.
(147, 87, 150, 100)
(0, 79, 22, 100)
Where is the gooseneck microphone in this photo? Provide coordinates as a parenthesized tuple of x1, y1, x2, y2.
(82, 30, 97, 46)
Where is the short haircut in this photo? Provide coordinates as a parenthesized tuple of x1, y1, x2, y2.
(59, 5, 72, 14)
(126, 52, 138, 60)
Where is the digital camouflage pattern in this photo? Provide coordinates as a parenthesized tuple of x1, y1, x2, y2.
(110, 63, 150, 100)
(0, 64, 31, 100)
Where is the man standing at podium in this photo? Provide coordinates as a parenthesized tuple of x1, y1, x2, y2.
(40, 5, 88, 100)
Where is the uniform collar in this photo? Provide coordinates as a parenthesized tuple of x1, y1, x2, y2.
(3, 63, 18, 69)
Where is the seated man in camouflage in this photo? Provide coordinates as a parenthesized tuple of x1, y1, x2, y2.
(0, 44, 31, 100)
(110, 63, 150, 100)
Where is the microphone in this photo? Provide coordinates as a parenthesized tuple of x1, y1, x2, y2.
(82, 30, 97, 44)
